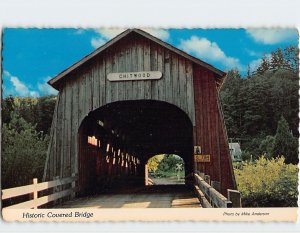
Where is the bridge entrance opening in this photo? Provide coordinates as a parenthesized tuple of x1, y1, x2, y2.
(77, 100, 194, 196)
(146, 154, 185, 185)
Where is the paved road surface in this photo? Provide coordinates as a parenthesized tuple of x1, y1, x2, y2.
(58, 184, 201, 208)
(150, 176, 185, 185)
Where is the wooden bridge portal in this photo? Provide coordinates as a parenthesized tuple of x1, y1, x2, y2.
(43, 28, 236, 198)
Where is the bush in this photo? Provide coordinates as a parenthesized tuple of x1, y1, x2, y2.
(234, 156, 298, 207)
(1, 113, 49, 188)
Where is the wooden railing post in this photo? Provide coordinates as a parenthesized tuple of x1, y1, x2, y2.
(204, 175, 210, 185)
(145, 164, 149, 186)
(194, 173, 233, 208)
(71, 173, 76, 198)
(211, 181, 221, 192)
(227, 189, 242, 207)
(199, 172, 205, 179)
(53, 176, 60, 205)
(33, 178, 38, 209)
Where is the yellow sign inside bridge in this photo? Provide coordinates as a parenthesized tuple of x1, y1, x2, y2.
(195, 154, 211, 162)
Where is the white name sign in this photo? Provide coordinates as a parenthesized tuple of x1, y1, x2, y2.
(107, 71, 162, 81)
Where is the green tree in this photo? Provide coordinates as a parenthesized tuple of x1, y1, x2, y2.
(283, 46, 299, 71)
(1, 95, 15, 123)
(272, 116, 298, 164)
(1, 112, 49, 188)
(258, 135, 275, 158)
(256, 55, 270, 74)
(34, 96, 57, 134)
(158, 154, 182, 172)
(148, 154, 164, 173)
(270, 51, 279, 70)
(220, 46, 299, 157)
(2, 96, 56, 135)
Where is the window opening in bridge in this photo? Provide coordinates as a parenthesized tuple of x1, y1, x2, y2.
(147, 154, 185, 185)
(88, 136, 98, 146)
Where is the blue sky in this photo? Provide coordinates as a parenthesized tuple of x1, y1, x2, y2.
(2, 28, 298, 97)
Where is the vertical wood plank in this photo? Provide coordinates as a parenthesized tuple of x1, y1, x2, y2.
(203, 69, 210, 175)
(131, 39, 138, 100)
(179, 57, 186, 111)
(64, 82, 72, 178)
(83, 72, 88, 117)
(150, 43, 159, 100)
(171, 53, 179, 106)
(43, 93, 60, 181)
(59, 86, 66, 178)
(206, 71, 214, 179)
(193, 66, 204, 173)
(137, 39, 144, 99)
(157, 45, 165, 101)
(93, 60, 100, 110)
(54, 89, 61, 177)
(105, 50, 112, 104)
(164, 49, 171, 102)
(144, 39, 151, 99)
(186, 60, 195, 126)
(72, 78, 79, 175)
(33, 178, 38, 209)
(88, 68, 93, 113)
(110, 48, 118, 102)
(125, 41, 133, 100)
(208, 72, 219, 182)
(78, 71, 85, 123)
(117, 45, 124, 101)
(98, 59, 106, 107)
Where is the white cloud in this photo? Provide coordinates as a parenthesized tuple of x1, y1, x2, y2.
(179, 36, 244, 71)
(139, 28, 170, 40)
(10, 76, 30, 96)
(3, 71, 39, 97)
(37, 77, 58, 95)
(95, 28, 125, 40)
(91, 37, 106, 48)
(249, 58, 262, 72)
(90, 28, 170, 48)
(3, 71, 57, 97)
(246, 29, 298, 44)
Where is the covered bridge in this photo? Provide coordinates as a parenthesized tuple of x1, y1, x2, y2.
(43, 28, 236, 197)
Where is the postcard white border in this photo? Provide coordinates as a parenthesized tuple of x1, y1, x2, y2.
(0, 0, 300, 232)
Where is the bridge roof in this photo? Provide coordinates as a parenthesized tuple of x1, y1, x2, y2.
(48, 28, 226, 89)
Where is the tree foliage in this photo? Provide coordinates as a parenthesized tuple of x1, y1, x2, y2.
(220, 46, 299, 162)
(148, 154, 184, 177)
(1, 95, 56, 188)
(2, 112, 49, 188)
(272, 116, 298, 164)
(147, 154, 164, 172)
(235, 156, 298, 207)
(2, 95, 56, 134)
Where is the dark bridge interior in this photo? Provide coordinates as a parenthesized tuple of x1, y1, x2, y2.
(78, 100, 194, 196)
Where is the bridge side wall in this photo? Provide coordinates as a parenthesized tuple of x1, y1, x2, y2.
(193, 65, 236, 194)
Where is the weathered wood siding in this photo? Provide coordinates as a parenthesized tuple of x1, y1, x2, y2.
(43, 34, 196, 181)
(193, 66, 236, 194)
(43, 33, 236, 195)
